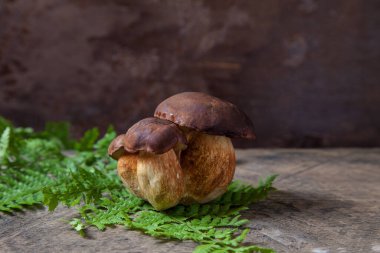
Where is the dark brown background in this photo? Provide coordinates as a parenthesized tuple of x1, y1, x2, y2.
(0, 0, 379, 147)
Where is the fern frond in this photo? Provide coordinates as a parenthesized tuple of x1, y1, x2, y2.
(72, 177, 276, 252)
(0, 127, 11, 164)
(74, 128, 100, 151)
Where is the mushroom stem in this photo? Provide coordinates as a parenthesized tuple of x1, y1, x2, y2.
(179, 132, 236, 204)
(117, 150, 184, 210)
(172, 141, 187, 161)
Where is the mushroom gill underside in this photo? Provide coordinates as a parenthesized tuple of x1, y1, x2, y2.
(117, 133, 235, 210)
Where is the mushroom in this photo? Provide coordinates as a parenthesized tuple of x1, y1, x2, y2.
(108, 117, 187, 210)
(154, 92, 255, 204)
(108, 92, 255, 210)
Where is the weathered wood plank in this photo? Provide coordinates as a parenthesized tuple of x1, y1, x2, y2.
(0, 149, 379, 253)
(235, 149, 380, 253)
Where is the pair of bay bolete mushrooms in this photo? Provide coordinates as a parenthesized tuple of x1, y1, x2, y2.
(108, 92, 255, 210)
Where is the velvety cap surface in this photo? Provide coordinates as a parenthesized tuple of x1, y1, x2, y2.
(124, 117, 187, 154)
(108, 134, 126, 160)
(154, 92, 256, 139)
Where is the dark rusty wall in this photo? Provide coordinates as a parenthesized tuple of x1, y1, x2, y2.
(0, 0, 379, 147)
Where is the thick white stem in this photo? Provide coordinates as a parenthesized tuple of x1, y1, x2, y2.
(117, 150, 184, 210)
(180, 133, 236, 204)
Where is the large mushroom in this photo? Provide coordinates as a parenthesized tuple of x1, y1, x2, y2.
(154, 92, 255, 204)
(108, 117, 187, 210)
(108, 92, 255, 210)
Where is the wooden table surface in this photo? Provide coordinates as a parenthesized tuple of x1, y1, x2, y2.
(1, 149, 379, 253)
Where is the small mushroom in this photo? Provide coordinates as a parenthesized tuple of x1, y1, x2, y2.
(154, 92, 255, 204)
(108, 117, 187, 210)
(108, 134, 126, 160)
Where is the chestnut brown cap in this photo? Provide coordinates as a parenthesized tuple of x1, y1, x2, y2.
(108, 134, 126, 160)
(108, 118, 187, 160)
(123, 117, 187, 154)
(154, 92, 256, 139)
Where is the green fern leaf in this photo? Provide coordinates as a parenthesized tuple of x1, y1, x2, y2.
(0, 127, 11, 164)
(74, 128, 99, 151)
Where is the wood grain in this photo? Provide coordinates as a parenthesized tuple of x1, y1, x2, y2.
(1, 149, 379, 252)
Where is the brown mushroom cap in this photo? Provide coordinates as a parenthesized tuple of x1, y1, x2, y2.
(108, 134, 127, 160)
(123, 117, 187, 154)
(154, 92, 256, 139)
